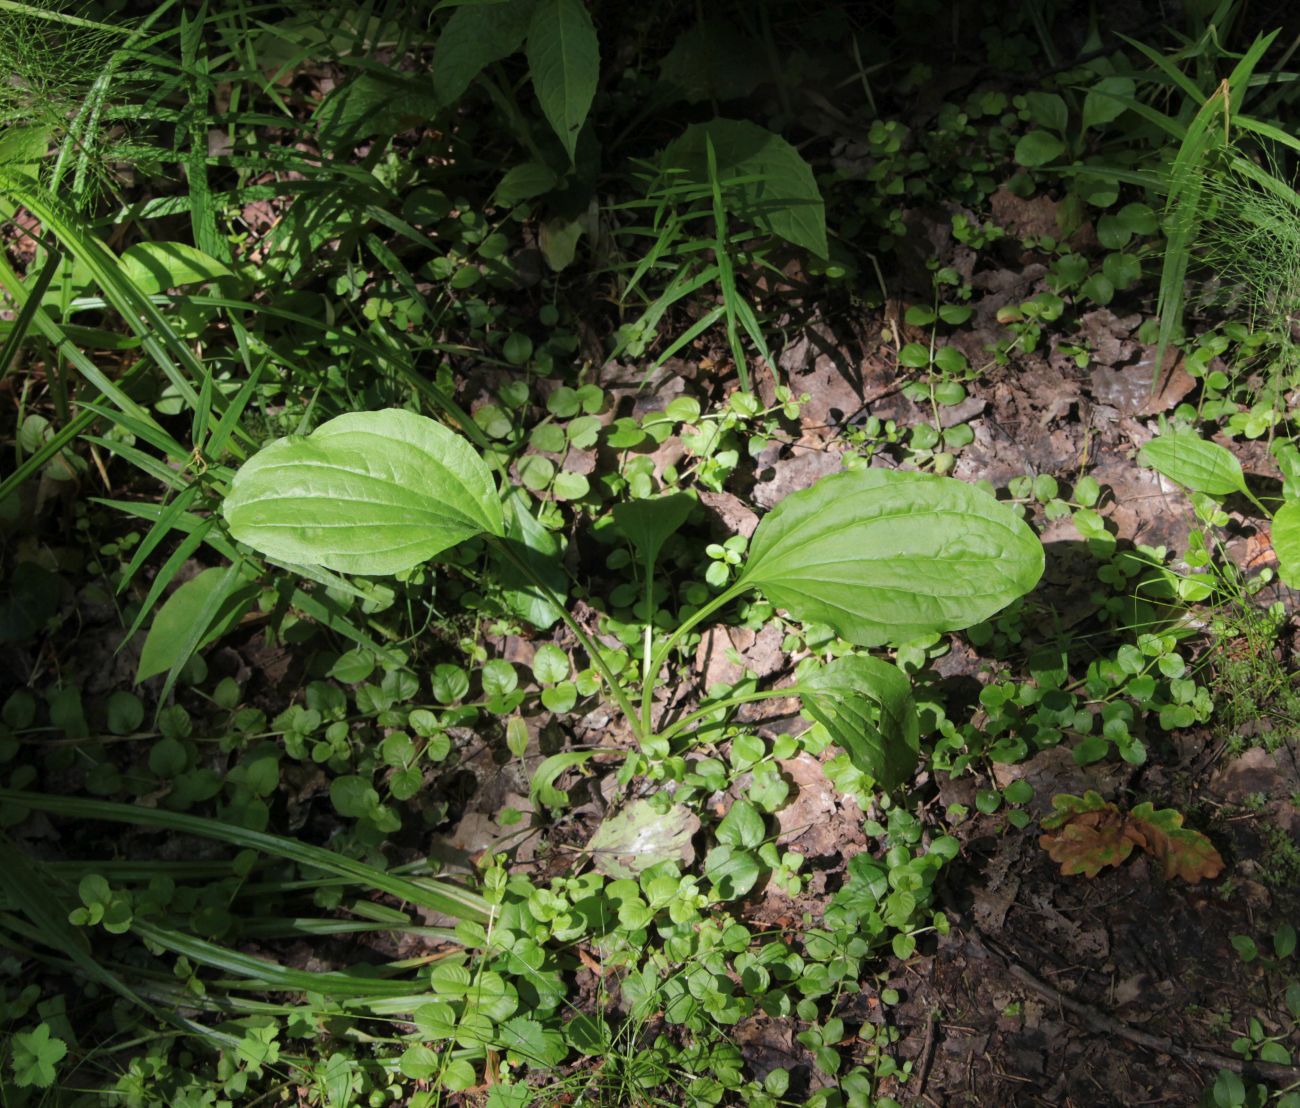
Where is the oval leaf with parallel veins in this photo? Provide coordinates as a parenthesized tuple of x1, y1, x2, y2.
(736, 468, 1043, 647)
(1138, 431, 1247, 497)
(223, 409, 503, 575)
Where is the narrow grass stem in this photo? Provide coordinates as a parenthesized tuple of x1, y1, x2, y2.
(640, 581, 750, 735)
(656, 685, 804, 746)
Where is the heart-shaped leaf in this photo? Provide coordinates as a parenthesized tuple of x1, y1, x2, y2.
(660, 119, 827, 258)
(224, 409, 503, 575)
(611, 493, 695, 569)
(798, 655, 919, 788)
(736, 468, 1043, 647)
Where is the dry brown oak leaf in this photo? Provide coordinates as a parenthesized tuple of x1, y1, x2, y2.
(1039, 791, 1224, 883)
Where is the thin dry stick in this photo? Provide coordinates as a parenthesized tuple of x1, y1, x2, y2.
(971, 929, 1300, 1086)
(908, 1007, 938, 1105)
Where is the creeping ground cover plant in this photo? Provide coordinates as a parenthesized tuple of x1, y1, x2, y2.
(223, 408, 1044, 787)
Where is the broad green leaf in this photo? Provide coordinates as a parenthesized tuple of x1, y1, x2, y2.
(660, 119, 827, 258)
(492, 489, 567, 630)
(526, 0, 599, 162)
(495, 161, 559, 205)
(799, 655, 919, 789)
(659, 20, 762, 105)
(432, 0, 534, 106)
(1137, 431, 1247, 497)
(1272, 501, 1300, 587)
(1082, 76, 1135, 131)
(585, 799, 699, 879)
(136, 566, 257, 683)
(736, 469, 1043, 647)
(1023, 92, 1067, 134)
(1014, 130, 1065, 167)
(610, 493, 695, 570)
(223, 409, 503, 575)
(118, 242, 233, 296)
(315, 72, 440, 149)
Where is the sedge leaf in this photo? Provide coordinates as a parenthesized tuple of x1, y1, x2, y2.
(223, 409, 503, 575)
(736, 469, 1043, 647)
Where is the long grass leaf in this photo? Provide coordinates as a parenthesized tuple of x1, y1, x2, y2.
(118, 519, 215, 647)
(155, 559, 243, 710)
(0, 838, 160, 1015)
(131, 920, 432, 997)
(0, 791, 492, 923)
(0, 251, 154, 423)
(0, 249, 61, 384)
(1117, 32, 1208, 104)
(117, 484, 200, 593)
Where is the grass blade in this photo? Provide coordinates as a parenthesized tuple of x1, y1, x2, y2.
(0, 790, 492, 924)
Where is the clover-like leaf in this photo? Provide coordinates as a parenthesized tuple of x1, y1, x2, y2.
(10, 1024, 67, 1089)
(223, 409, 503, 575)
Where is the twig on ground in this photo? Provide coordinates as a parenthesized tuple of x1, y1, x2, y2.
(962, 922, 1300, 1085)
(908, 1007, 938, 1106)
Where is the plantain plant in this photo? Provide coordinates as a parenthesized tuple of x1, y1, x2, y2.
(223, 408, 1043, 789)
